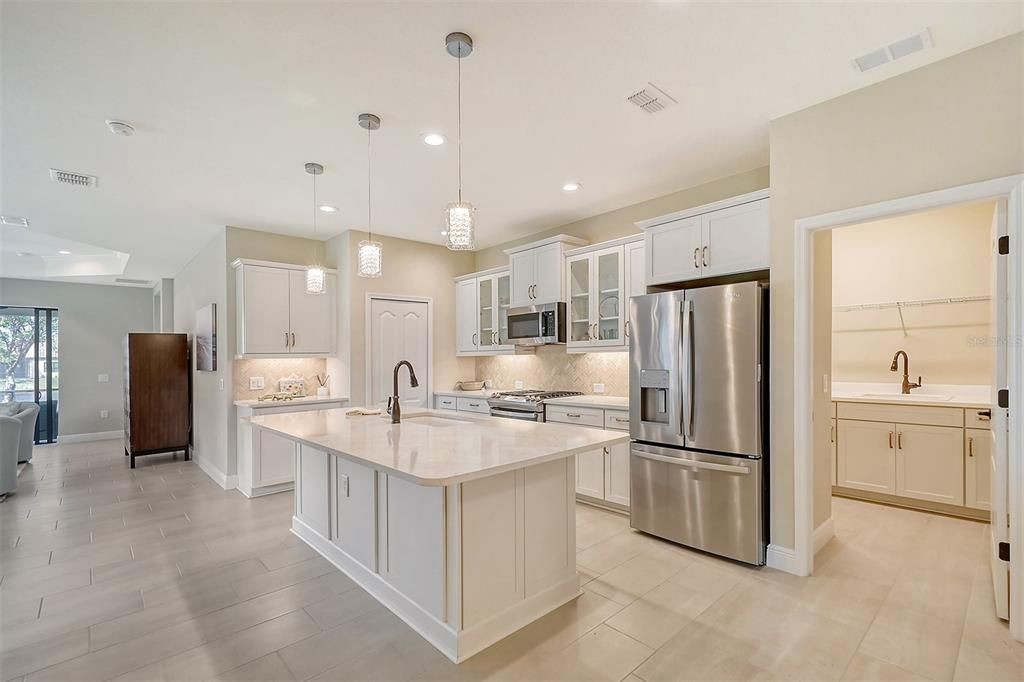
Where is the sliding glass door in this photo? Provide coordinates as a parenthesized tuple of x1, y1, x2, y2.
(1, 306, 59, 443)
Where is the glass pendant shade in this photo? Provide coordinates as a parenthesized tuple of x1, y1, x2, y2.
(357, 239, 383, 278)
(305, 265, 326, 294)
(445, 202, 475, 250)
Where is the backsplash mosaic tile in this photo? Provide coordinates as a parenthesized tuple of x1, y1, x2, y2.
(475, 346, 629, 395)
(233, 357, 328, 399)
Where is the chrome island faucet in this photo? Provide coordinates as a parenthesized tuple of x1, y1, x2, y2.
(389, 360, 419, 424)
(889, 350, 922, 395)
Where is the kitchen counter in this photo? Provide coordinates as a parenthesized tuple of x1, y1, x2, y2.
(543, 395, 628, 410)
(250, 406, 627, 486)
(831, 382, 990, 409)
(234, 394, 349, 408)
(250, 405, 625, 663)
(432, 388, 499, 399)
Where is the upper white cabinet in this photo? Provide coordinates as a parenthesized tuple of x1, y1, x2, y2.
(505, 235, 588, 307)
(639, 191, 770, 286)
(564, 236, 644, 353)
(454, 267, 515, 357)
(233, 259, 337, 357)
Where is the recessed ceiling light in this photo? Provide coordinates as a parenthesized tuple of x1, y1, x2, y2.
(58, 250, 72, 255)
(423, 133, 446, 146)
(562, 182, 582, 192)
(106, 119, 135, 136)
(318, 205, 338, 213)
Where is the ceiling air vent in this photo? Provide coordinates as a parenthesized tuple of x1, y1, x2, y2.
(0, 215, 29, 227)
(50, 168, 98, 188)
(626, 82, 677, 114)
(851, 28, 933, 73)
(115, 278, 152, 286)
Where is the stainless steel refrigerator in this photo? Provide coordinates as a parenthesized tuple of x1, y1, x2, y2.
(628, 282, 768, 565)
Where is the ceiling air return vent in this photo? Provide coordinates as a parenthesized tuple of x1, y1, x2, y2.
(50, 168, 98, 188)
(626, 82, 677, 114)
(851, 28, 933, 73)
(0, 215, 29, 227)
(115, 278, 152, 286)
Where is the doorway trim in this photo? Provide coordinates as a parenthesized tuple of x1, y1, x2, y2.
(792, 175, 1024, 638)
(364, 293, 434, 409)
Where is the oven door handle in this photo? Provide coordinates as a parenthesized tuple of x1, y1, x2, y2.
(632, 449, 751, 475)
(489, 407, 540, 420)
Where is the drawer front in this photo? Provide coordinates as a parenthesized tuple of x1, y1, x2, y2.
(435, 395, 457, 411)
(964, 408, 993, 429)
(837, 401, 962, 428)
(604, 410, 631, 431)
(546, 405, 604, 428)
(456, 397, 490, 414)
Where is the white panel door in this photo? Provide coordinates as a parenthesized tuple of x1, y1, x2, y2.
(830, 418, 838, 487)
(242, 266, 291, 354)
(532, 242, 564, 304)
(646, 217, 702, 285)
(604, 442, 630, 507)
(509, 250, 536, 307)
(895, 423, 964, 506)
(966, 428, 992, 511)
(288, 270, 336, 354)
(368, 298, 429, 409)
(700, 199, 770, 278)
(836, 419, 895, 494)
(455, 279, 478, 353)
(988, 198, 1009, 621)
(576, 448, 604, 498)
(256, 429, 295, 487)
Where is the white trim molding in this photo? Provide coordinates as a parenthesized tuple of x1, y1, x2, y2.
(56, 430, 122, 444)
(766, 544, 801, 574)
(195, 455, 238, 490)
(813, 517, 835, 555)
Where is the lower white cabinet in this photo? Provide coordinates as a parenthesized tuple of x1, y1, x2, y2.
(836, 419, 895, 494)
(576, 448, 604, 499)
(433, 393, 491, 415)
(255, 429, 297, 487)
(965, 428, 991, 511)
(830, 418, 837, 487)
(604, 442, 630, 507)
(894, 423, 964, 506)
(548, 406, 629, 509)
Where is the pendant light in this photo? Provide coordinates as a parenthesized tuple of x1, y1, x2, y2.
(444, 32, 475, 251)
(304, 162, 327, 294)
(357, 113, 383, 278)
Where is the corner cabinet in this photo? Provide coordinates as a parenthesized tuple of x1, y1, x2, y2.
(505, 235, 588, 308)
(233, 259, 337, 358)
(564, 236, 645, 353)
(639, 191, 770, 287)
(455, 267, 515, 357)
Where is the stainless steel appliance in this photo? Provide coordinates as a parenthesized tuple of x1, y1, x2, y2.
(628, 281, 769, 565)
(487, 389, 583, 422)
(506, 303, 566, 345)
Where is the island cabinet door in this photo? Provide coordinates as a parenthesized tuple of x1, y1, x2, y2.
(332, 458, 377, 571)
(295, 445, 330, 538)
(576, 448, 605, 499)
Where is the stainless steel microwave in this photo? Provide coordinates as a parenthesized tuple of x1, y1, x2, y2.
(507, 302, 566, 345)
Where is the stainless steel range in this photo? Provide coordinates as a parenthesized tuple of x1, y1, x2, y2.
(487, 390, 584, 422)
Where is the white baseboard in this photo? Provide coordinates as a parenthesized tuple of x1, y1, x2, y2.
(766, 543, 805, 576)
(813, 516, 835, 555)
(195, 456, 237, 490)
(57, 430, 122, 444)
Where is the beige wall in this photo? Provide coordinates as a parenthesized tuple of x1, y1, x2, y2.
(771, 33, 1024, 549)
(474, 167, 770, 271)
(832, 201, 995, 385)
(477, 347, 629, 396)
(233, 357, 327, 400)
(339, 231, 477, 405)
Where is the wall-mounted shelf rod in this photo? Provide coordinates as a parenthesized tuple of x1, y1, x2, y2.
(832, 295, 991, 313)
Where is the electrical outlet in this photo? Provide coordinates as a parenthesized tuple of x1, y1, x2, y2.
(249, 376, 265, 390)
(100, 410, 109, 419)
(593, 383, 605, 394)
(514, 380, 524, 389)
(97, 373, 109, 383)
(340, 473, 350, 497)
(823, 374, 830, 394)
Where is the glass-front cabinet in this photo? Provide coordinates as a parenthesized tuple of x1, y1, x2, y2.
(566, 245, 624, 350)
(455, 268, 514, 356)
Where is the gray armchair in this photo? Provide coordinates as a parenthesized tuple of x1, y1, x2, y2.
(0, 410, 20, 497)
(14, 402, 39, 463)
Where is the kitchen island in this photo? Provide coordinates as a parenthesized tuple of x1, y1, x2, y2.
(248, 407, 629, 663)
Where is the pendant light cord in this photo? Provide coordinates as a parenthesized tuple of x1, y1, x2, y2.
(367, 126, 373, 242)
(311, 169, 318, 264)
(457, 42, 462, 204)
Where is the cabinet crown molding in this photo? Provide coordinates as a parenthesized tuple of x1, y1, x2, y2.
(231, 258, 338, 274)
(564, 233, 642, 258)
(634, 189, 770, 231)
(453, 265, 509, 283)
(503, 234, 588, 256)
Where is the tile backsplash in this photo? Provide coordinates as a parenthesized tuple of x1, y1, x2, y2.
(234, 358, 328, 398)
(475, 346, 629, 395)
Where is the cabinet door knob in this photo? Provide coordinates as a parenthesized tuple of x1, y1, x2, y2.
(472, 332, 477, 345)
(888, 431, 894, 449)
(968, 437, 974, 457)
(693, 247, 699, 269)
(897, 432, 903, 449)
(624, 320, 631, 337)
(291, 332, 296, 347)
(702, 246, 709, 267)
(285, 332, 290, 348)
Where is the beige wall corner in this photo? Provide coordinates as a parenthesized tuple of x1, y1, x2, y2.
(770, 32, 1024, 550)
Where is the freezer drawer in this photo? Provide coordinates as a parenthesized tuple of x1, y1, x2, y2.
(629, 442, 764, 565)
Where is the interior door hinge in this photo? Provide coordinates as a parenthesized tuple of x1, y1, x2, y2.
(997, 389, 1008, 409)
(997, 541, 1010, 562)
(997, 235, 1009, 255)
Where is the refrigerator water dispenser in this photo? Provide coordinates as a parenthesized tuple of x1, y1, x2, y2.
(639, 368, 670, 424)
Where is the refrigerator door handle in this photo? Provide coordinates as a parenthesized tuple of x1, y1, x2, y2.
(633, 449, 751, 475)
(680, 299, 695, 439)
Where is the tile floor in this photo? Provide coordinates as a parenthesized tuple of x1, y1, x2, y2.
(1, 440, 1021, 681)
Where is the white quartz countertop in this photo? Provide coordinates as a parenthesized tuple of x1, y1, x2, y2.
(234, 395, 349, 409)
(432, 389, 499, 399)
(542, 395, 628, 410)
(831, 382, 990, 409)
(249, 407, 628, 486)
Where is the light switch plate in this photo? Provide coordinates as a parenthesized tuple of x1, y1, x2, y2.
(249, 376, 265, 390)
(97, 373, 109, 383)
(100, 410, 109, 419)
(514, 380, 524, 389)
(593, 383, 605, 394)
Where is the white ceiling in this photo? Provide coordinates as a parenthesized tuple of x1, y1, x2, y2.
(2, 1, 1021, 283)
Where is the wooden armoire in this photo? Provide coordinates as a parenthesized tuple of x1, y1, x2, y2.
(123, 333, 190, 468)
